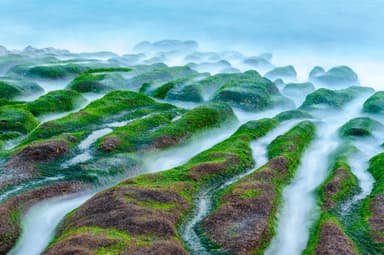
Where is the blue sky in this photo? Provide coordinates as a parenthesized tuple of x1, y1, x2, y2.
(0, 0, 382, 56)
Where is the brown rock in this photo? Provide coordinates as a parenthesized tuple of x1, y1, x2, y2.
(315, 221, 358, 255)
(202, 156, 289, 255)
(100, 137, 121, 152)
(0, 181, 87, 254)
(369, 194, 384, 243)
(323, 168, 350, 211)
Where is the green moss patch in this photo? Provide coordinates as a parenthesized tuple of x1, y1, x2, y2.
(26, 90, 86, 116)
(363, 91, 384, 114)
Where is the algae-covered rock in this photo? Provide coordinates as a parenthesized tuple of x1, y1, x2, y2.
(212, 70, 292, 111)
(202, 121, 315, 254)
(0, 78, 43, 99)
(24, 91, 169, 143)
(309, 66, 359, 87)
(67, 68, 131, 93)
(10, 64, 88, 79)
(339, 117, 383, 138)
(0, 105, 38, 134)
(127, 65, 198, 90)
(43, 117, 277, 255)
(275, 110, 312, 122)
(26, 90, 86, 116)
(300, 86, 373, 110)
(265, 65, 297, 82)
(363, 91, 384, 114)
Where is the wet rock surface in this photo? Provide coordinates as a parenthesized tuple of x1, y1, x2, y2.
(0, 181, 87, 254)
(314, 221, 358, 255)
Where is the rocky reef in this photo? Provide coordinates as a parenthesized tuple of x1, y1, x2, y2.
(0, 41, 383, 255)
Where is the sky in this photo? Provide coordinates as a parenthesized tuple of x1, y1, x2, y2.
(0, 0, 383, 87)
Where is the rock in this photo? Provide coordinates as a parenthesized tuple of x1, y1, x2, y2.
(363, 91, 384, 114)
(314, 221, 359, 255)
(339, 117, 383, 138)
(243, 53, 274, 70)
(309, 66, 359, 87)
(265, 65, 297, 82)
(133, 40, 198, 54)
(0, 181, 87, 254)
(0, 45, 8, 56)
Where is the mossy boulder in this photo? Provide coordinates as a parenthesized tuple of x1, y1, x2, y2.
(127, 66, 198, 90)
(212, 71, 291, 111)
(309, 66, 359, 87)
(0, 79, 43, 99)
(339, 117, 383, 138)
(165, 83, 204, 102)
(23, 91, 172, 143)
(243, 54, 274, 70)
(275, 110, 312, 122)
(303, 215, 360, 255)
(265, 65, 297, 82)
(67, 68, 131, 93)
(26, 90, 86, 116)
(0, 105, 38, 134)
(98, 102, 236, 153)
(363, 91, 384, 114)
(202, 121, 315, 254)
(300, 86, 372, 110)
(146, 75, 205, 102)
(44, 117, 279, 255)
(10, 64, 88, 79)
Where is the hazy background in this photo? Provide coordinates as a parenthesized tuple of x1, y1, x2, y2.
(1, 0, 383, 87)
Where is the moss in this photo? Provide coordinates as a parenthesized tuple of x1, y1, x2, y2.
(0, 81, 21, 99)
(50, 118, 279, 252)
(212, 71, 289, 111)
(23, 91, 171, 143)
(0, 105, 39, 134)
(67, 68, 131, 93)
(303, 214, 361, 255)
(26, 90, 86, 116)
(166, 83, 204, 102)
(268, 121, 315, 169)
(274, 110, 312, 122)
(152, 82, 175, 99)
(127, 66, 198, 89)
(26, 64, 87, 79)
(198, 121, 315, 255)
(305, 144, 379, 255)
(339, 117, 383, 138)
(99, 102, 236, 154)
(0, 79, 43, 99)
(97, 112, 176, 153)
(363, 91, 384, 114)
(300, 87, 370, 110)
(67, 72, 107, 93)
(318, 144, 361, 210)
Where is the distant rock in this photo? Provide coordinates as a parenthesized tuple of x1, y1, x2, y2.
(184, 51, 221, 62)
(0, 46, 8, 56)
(309, 65, 359, 87)
(133, 40, 198, 54)
(265, 65, 297, 82)
(243, 53, 274, 70)
(21, 45, 70, 56)
(363, 91, 384, 114)
(187, 60, 234, 73)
